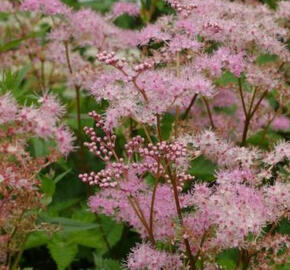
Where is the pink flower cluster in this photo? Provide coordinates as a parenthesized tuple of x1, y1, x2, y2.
(0, 93, 74, 155)
(111, 2, 139, 18)
(21, 0, 70, 14)
(0, 91, 74, 265)
(127, 244, 182, 270)
(81, 111, 289, 269)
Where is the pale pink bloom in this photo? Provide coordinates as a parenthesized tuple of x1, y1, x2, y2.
(263, 182, 290, 222)
(271, 116, 290, 131)
(112, 2, 139, 17)
(192, 131, 259, 168)
(0, 94, 18, 124)
(127, 243, 182, 270)
(55, 126, 75, 155)
(0, 1, 13, 12)
(169, 35, 201, 53)
(38, 94, 65, 119)
(190, 182, 267, 249)
(134, 24, 170, 46)
(212, 89, 238, 107)
(264, 141, 290, 165)
(21, 0, 70, 15)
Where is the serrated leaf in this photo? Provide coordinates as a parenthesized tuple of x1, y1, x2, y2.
(99, 215, 123, 247)
(48, 238, 78, 270)
(93, 254, 123, 270)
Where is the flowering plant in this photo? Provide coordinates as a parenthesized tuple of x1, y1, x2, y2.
(78, 0, 290, 269)
(0, 0, 289, 269)
(0, 89, 73, 269)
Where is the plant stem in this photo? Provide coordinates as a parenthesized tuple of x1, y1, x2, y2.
(241, 90, 268, 145)
(181, 94, 198, 120)
(241, 249, 250, 270)
(238, 78, 247, 117)
(202, 97, 215, 129)
(241, 117, 250, 146)
(248, 90, 268, 119)
(141, 123, 153, 143)
(174, 106, 180, 138)
(128, 196, 156, 245)
(75, 85, 82, 146)
(166, 165, 195, 270)
(235, 249, 242, 270)
(64, 42, 86, 171)
(149, 179, 159, 236)
(156, 114, 162, 141)
(40, 60, 46, 89)
(11, 234, 29, 270)
(149, 165, 160, 236)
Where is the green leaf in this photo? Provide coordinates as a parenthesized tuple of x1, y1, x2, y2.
(277, 219, 290, 235)
(70, 230, 105, 249)
(39, 215, 100, 232)
(161, 113, 175, 140)
(215, 72, 238, 86)
(216, 248, 238, 270)
(257, 53, 278, 65)
(48, 238, 78, 270)
(54, 169, 72, 184)
(189, 156, 217, 181)
(40, 175, 56, 206)
(47, 198, 81, 216)
(24, 231, 50, 249)
(0, 38, 24, 52)
(71, 208, 96, 223)
(93, 254, 123, 270)
(247, 130, 283, 149)
(100, 215, 123, 248)
(277, 263, 290, 270)
(40, 176, 56, 197)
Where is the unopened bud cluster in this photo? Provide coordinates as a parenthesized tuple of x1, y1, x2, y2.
(169, 1, 197, 17)
(125, 136, 145, 157)
(139, 141, 187, 162)
(133, 61, 154, 72)
(84, 111, 116, 161)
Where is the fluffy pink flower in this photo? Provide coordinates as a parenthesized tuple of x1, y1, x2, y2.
(21, 0, 70, 15)
(134, 25, 170, 46)
(54, 126, 75, 155)
(169, 35, 201, 53)
(271, 116, 290, 131)
(127, 244, 182, 270)
(0, 1, 13, 12)
(0, 94, 18, 124)
(190, 183, 267, 249)
(112, 2, 139, 17)
(264, 141, 290, 165)
(263, 182, 290, 222)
